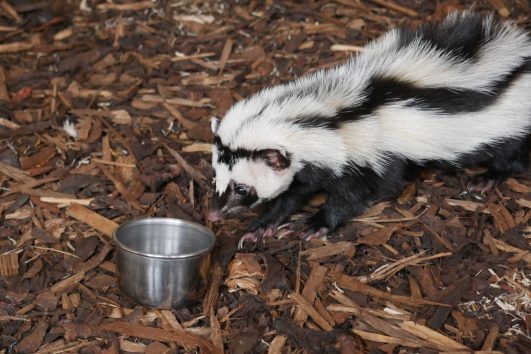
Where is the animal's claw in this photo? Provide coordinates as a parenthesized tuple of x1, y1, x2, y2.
(302, 227, 329, 241)
(467, 177, 496, 195)
(277, 220, 330, 240)
(238, 221, 329, 247)
(277, 220, 305, 230)
(237, 225, 277, 249)
(276, 221, 307, 239)
(238, 232, 258, 249)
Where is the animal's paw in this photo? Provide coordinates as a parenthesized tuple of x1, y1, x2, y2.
(302, 227, 329, 241)
(303, 212, 331, 240)
(275, 220, 307, 238)
(238, 225, 276, 249)
(279, 217, 330, 241)
(467, 177, 497, 195)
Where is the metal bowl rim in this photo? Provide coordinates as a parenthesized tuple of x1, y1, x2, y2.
(112, 217, 215, 259)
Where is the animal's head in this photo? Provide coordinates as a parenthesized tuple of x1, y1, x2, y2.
(206, 74, 349, 222)
(208, 117, 295, 222)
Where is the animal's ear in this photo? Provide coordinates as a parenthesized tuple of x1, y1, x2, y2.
(210, 117, 220, 134)
(260, 149, 290, 171)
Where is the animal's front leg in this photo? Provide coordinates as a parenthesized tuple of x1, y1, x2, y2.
(239, 182, 316, 247)
(304, 162, 406, 240)
(303, 190, 367, 240)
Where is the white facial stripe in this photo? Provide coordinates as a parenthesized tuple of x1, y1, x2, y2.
(214, 164, 231, 194)
(231, 159, 295, 199)
(212, 146, 230, 194)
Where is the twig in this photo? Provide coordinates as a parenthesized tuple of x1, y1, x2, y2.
(0, 41, 34, 53)
(92, 158, 137, 168)
(32, 246, 81, 259)
(96, 1, 155, 11)
(357, 252, 452, 283)
(218, 37, 234, 74)
(350, 207, 428, 224)
(291, 292, 334, 331)
(0, 161, 35, 183)
(0, 117, 20, 130)
(0, 1, 22, 23)
(163, 142, 208, 190)
(0, 315, 30, 322)
(171, 52, 217, 62)
(66, 204, 118, 238)
(48, 271, 85, 294)
(369, 0, 418, 17)
(330, 44, 364, 52)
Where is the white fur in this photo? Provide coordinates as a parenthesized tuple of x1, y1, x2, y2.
(63, 118, 78, 139)
(213, 12, 531, 198)
(340, 72, 531, 172)
(231, 159, 295, 199)
(365, 14, 530, 91)
(210, 117, 220, 134)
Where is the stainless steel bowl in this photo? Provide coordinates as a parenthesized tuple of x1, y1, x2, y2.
(113, 218, 215, 309)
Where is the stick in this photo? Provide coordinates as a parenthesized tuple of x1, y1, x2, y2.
(66, 204, 118, 238)
(0, 41, 34, 53)
(291, 292, 333, 331)
(99, 322, 220, 353)
(369, 0, 418, 17)
(163, 143, 208, 190)
(49, 271, 85, 294)
(0, 161, 35, 183)
(218, 37, 234, 74)
(330, 44, 364, 52)
(96, 1, 155, 11)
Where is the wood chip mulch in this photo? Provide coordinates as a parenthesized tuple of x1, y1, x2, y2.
(0, 1, 530, 353)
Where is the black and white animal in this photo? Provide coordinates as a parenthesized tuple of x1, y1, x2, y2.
(208, 12, 531, 242)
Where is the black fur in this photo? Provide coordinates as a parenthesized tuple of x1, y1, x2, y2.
(248, 179, 318, 231)
(214, 136, 291, 170)
(249, 159, 407, 232)
(215, 13, 531, 236)
(293, 13, 531, 131)
(369, 62, 528, 114)
(425, 135, 530, 179)
(295, 58, 530, 130)
(249, 135, 530, 233)
(398, 12, 489, 61)
(214, 136, 253, 168)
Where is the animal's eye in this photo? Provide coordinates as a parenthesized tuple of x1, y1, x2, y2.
(234, 185, 248, 196)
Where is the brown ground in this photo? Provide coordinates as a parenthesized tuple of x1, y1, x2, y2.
(0, 1, 530, 353)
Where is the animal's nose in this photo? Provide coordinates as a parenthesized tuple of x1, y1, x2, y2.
(208, 210, 222, 222)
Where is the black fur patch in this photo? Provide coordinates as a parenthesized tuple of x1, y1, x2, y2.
(214, 136, 254, 169)
(366, 60, 528, 114)
(294, 58, 530, 130)
(398, 12, 489, 61)
(293, 115, 336, 129)
(209, 185, 260, 220)
(214, 136, 291, 170)
(249, 133, 530, 232)
(264, 158, 409, 231)
(422, 135, 530, 177)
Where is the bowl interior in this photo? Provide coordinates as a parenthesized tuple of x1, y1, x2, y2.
(114, 219, 215, 258)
